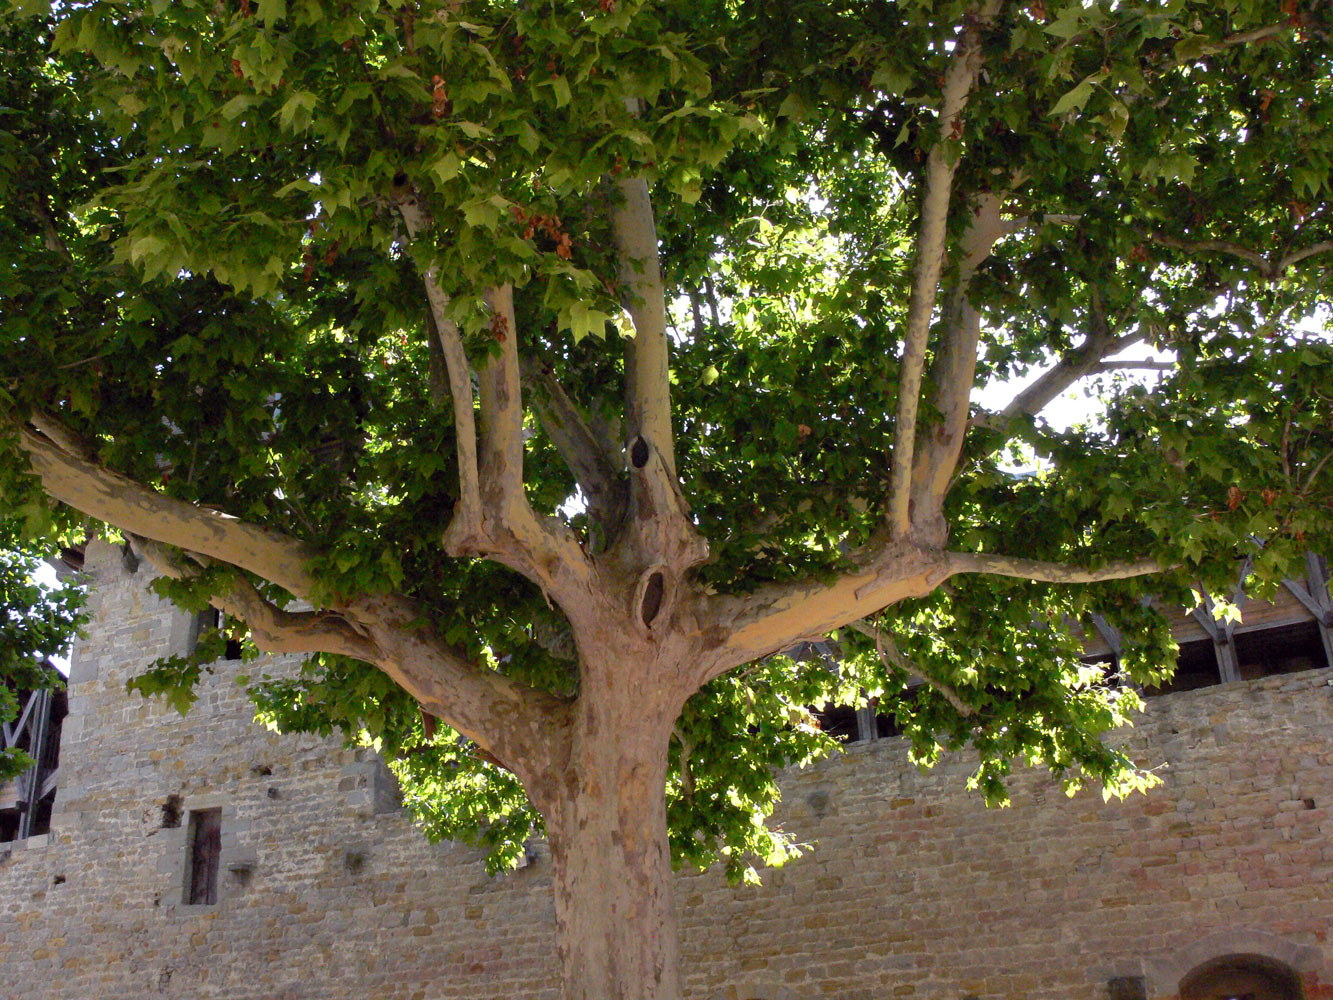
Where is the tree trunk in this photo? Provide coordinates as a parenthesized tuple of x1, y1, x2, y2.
(543, 648, 683, 1000)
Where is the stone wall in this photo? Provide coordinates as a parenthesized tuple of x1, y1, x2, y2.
(1, 540, 1330, 1000)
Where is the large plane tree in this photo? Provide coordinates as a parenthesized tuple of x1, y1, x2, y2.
(3, 2, 1332, 997)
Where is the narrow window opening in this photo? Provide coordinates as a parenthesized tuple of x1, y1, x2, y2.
(1, 676, 67, 842)
(160, 794, 183, 829)
(185, 808, 222, 906)
(191, 609, 242, 661)
(1235, 621, 1325, 680)
(1145, 638, 1221, 696)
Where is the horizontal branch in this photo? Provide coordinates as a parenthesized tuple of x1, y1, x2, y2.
(946, 551, 1166, 585)
(699, 541, 1166, 687)
(1000, 212, 1082, 234)
(1142, 231, 1333, 281)
(1142, 230, 1270, 271)
(132, 537, 380, 662)
(17, 417, 318, 600)
(1280, 240, 1333, 271)
(698, 542, 952, 684)
(1179, 22, 1289, 61)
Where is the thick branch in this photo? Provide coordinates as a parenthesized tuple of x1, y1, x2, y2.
(612, 176, 676, 480)
(129, 537, 374, 657)
(946, 551, 1166, 584)
(401, 197, 482, 538)
(477, 284, 525, 504)
(888, 3, 996, 536)
(17, 418, 317, 600)
(698, 541, 1165, 686)
(847, 619, 974, 717)
(910, 192, 1007, 526)
(132, 536, 571, 782)
(697, 542, 952, 684)
(524, 366, 627, 538)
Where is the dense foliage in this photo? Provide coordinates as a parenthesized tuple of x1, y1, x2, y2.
(2, 0, 1330, 890)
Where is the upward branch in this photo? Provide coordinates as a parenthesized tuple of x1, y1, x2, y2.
(612, 176, 676, 481)
(910, 191, 1007, 526)
(399, 196, 483, 539)
(984, 290, 1141, 427)
(476, 284, 525, 506)
(437, 284, 594, 610)
(524, 366, 627, 542)
(422, 270, 483, 535)
(888, 4, 996, 537)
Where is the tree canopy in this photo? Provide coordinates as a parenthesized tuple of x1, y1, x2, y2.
(2, 1, 1331, 996)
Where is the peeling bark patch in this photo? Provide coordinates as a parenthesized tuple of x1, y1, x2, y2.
(629, 436, 650, 469)
(640, 572, 664, 627)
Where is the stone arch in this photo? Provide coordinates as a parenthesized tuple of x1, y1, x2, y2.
(1143, 930, 1326, 999)
(1179, 954, 1302, 1000)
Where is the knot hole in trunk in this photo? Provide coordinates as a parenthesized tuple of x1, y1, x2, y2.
(633, 566, 670, 631)
(628, 435, 650, 469)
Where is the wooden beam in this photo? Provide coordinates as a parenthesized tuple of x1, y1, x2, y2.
(1282, 553, 1333, 668)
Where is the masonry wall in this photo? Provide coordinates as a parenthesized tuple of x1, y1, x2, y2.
(1, 540, 1330, 1000)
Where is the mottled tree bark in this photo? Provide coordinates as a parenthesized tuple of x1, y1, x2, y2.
(542, 641, 685, 1000)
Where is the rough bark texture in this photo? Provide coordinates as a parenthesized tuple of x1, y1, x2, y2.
(544, 642, 686, 1000)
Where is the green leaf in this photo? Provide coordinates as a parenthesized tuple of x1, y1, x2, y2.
(221, 94, 259, 121)
(1050, 74, 1103, 116)
(277, 90, 317, 132)
(129, 235, 166, 263)
(550, 75, 572, 109)
(432, 152, 462, 183)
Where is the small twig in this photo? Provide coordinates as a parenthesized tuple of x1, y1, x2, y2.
(848, 619, 974, 717)
(56, 353, 108, 371)
(1087, 360, 1176, 374)
(1303, 450, 1332, 493)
